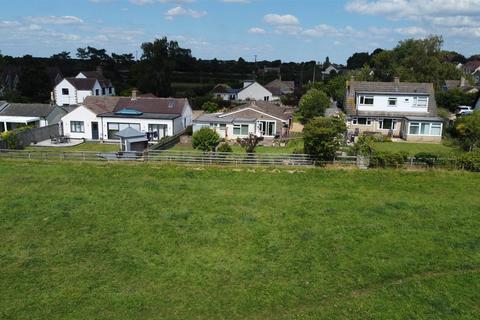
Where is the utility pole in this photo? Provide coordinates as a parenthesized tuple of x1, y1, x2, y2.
(312, 62, 316, 83)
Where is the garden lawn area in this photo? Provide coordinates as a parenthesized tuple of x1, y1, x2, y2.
(1, 160, 480, 319)
(172, 138, 304, 154)
(25, 142, 120, 153)
(373, 141, 461, 156)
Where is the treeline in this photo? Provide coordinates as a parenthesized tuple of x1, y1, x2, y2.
(0, 37, 333, 104)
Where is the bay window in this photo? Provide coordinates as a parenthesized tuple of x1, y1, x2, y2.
(408, 122, 442, 136)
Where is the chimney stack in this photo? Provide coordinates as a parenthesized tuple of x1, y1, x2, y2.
(394, 77, 400, 84)
(460, 76, 466, 87)
(131, 88, 138, 101)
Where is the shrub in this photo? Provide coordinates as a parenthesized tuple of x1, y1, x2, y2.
(369, 151, 409, 168)
(298, 89, 330, 123)
(217, 143, 233, 153)
(414, 152, 439, 167)
(192, 128, 221, 152)
(457, 151, 480, 172)
(353, 135, 376, 156)
(201, 101, 220, 113)
(303, 116, 346, 162)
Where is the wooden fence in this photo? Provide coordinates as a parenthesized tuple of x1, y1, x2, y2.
(0, 149, 316, 166)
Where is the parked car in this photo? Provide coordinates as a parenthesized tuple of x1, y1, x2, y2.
(456, 106, 474, 116)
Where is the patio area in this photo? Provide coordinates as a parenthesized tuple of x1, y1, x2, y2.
(34, 138, 85, 148)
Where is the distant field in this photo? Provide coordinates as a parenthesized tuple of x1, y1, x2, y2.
(1, 160, 479, 319)
(373, 142, 461, 156)
(25, 142, 120, 152)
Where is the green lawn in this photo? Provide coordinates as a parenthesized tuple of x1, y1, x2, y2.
(373, 142, 461, 156)
(1, 160, 480, 319)
(25, 142, 120, 152)
(172, 138, 304, 154)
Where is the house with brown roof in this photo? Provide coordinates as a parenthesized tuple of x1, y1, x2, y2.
(264, 79, 295, 99)
(345, 77, 443, 143)
(60, 90, 192, 141)
(193, 101, 292, 140)
(443, 77, 479, 94)
(53, 69, 115, 106)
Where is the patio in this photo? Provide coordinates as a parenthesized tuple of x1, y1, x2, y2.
(34, 138, 85, 148)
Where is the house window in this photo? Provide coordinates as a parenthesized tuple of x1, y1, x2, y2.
(107, 122, 141, 139)
(430, 123, 442, 136)
(233, 124, 249, 136)
(95, 89, 100, 96)
(379, 118, 396, 130)
(417, 97, 428, 107)
(409, 122, 442, 136)
(148, 124, 167, 140)
(359, 96, 374, 105)
(109, 87, 113, 94)
(357, 118, 372, 125)
(388, 97, 397, 106)
(70, 121, 84, 133)
(62, 88, 69, 95)
(409, 122, 420, 135)
(102, 88, 106, 95)
(264, 96, 270, 101)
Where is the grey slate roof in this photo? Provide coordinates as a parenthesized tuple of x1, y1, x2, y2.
(0, 103, 54, 118)
(65, 78, 98, 91)
(228, 101, 292, 121)
(264, 79, 295, 96)
(115, 127, 145, 138)
(345, 80, 437, 117)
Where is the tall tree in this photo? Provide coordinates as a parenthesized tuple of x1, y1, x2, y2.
(132, 37, 191, 97)
(51, 51, 71, 60)
(299, 89, 330, 123)
(346, 52, 370, 70)
(17, 55, 51, 102)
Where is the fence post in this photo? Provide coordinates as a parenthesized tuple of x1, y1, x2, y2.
(83, 152, 86, 161)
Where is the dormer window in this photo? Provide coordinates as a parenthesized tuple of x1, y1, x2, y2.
(359, 96, 374, 105)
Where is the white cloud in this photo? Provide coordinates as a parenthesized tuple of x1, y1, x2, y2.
(248, 27, 266, 34)
(130, 0, 194, 5)
(345, 0, 480, 19)
(164, 6, 207, 20)
(263, 14, 300, 25)
(394, 26, 427, 36)
(25, 16, 84, 25)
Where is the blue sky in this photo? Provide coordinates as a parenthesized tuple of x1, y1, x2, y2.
(1, 0, 479, 63)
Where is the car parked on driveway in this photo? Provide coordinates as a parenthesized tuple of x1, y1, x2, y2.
(456, 106, 474, 116)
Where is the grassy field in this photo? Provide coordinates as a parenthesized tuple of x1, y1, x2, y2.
(373, 142, 461, 156)
(1, 160, 480, 319)
(25, 142, 120, 152)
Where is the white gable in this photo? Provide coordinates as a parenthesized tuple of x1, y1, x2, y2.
(238, 82, 274, 101)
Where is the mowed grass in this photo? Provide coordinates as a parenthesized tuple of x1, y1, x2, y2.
(373, 142, 461, 156)
(172, 138, 304, 154)
(1, 160, 480, 319)
(25, 142, 120, 152)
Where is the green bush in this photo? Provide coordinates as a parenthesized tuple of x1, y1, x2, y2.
(369, 151, 409, 168)
(457, 151, 480, 172)
(303, 116, 346, 162)
(201, 101, 220, 113)
(192, 128, 221, 152)
(217, 143, 233, 153)
(414, 152, 439, 167)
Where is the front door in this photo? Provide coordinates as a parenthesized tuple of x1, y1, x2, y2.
(257, 122, 265, 136)
(91, 122, 99, 140)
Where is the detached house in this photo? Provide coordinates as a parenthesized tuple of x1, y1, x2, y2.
(212, 81, 277, 102)
(345, 77, 443, 143)
(264, 79, 295, 100)
(61, 91, 192, 141)
(193, 101, 292, 140)
(54, 70, 115, 106)
(0, 101, 68, 133)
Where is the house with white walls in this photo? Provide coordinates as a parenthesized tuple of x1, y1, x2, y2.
(53, 70, 115, 106)
(345, 77, 444, 143)
(212, 81, 277, 102)
(193, 101, 291, 140)
(61, 91, 192, 141)
(0, 101, 69, 133)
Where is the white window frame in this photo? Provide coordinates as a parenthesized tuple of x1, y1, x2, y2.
(233, 124, 250, 136)
(413, 96, 428, 108)
(359, 95, 374, 106)
(379, 118, 396, 130)
(62, 88, 69, 95)
(70, 121, 84, 133)
(388, 97, 397, 107)
(408, 122, 442, 136)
